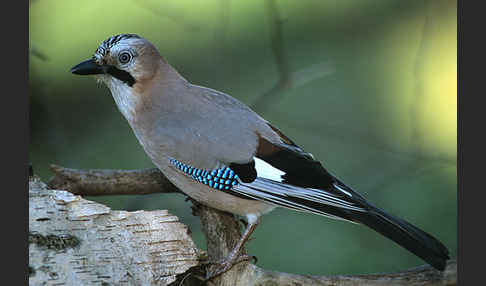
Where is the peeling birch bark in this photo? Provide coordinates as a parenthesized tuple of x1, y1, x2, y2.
(29, 176, 200, 285)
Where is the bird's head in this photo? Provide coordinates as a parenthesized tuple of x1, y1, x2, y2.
(70, 34, 161, 89)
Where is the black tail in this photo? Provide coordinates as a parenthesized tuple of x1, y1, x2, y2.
(353, 203, 450, 271)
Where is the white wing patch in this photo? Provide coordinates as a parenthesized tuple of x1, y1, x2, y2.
(254, 157, 285, 182)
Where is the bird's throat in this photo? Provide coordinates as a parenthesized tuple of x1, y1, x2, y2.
(105, 78, 140, 123)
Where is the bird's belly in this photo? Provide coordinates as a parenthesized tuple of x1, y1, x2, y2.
(129, 122, 275, 217)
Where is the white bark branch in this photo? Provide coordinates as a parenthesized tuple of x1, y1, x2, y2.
(28, 166, 457, 286)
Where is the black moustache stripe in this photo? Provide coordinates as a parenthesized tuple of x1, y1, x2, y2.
(106, 66, 136, 87)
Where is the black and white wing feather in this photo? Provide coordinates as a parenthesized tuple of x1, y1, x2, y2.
(232, 161, 366, 222)
(226, 123, 449, 271)
(227, 125, 369, 223)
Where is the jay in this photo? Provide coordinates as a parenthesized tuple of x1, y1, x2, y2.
(71, 34, 449, 278)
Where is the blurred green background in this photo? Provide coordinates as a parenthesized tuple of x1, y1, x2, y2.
(29, 0, 456, 275)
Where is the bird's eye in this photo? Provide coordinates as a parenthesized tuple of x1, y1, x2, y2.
(118, 52, 132, 64)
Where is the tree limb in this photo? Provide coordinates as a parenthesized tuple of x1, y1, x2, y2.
(30, 45, 50, 62)
(48, 164, 180, 196)
(250, 0, 335, 115)
(45, 165, 457, 286)
(249, 0, 290, 114)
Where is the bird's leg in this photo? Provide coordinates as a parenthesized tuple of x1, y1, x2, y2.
(206, 220, 259, 280)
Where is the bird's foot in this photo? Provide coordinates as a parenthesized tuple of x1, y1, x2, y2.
(239, 218, 248, 228)
(205, 254, 257, 281)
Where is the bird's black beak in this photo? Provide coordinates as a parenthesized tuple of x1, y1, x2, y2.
(70, 58, 137, 87)
(70, 59, 106, 75)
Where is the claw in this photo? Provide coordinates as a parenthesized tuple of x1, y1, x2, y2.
(239, 218, 248, 228)
(205, 254, 254, 281)
(205, 219, 261, 281)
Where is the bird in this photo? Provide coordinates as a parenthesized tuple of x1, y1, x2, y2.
(70, 34, 450, 278)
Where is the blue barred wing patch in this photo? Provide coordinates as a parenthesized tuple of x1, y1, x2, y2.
(169, 158, 240, 191)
